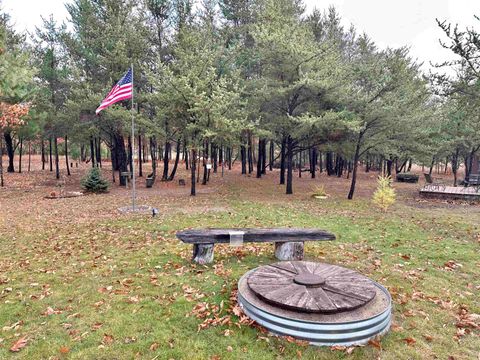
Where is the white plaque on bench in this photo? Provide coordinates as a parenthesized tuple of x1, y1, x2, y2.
(229, 231, 244, 247)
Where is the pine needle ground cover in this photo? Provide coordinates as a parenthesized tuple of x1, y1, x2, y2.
(0, 165, 479, 359)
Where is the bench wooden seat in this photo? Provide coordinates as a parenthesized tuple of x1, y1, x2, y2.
(396, 173, 419, 183)
(423, 173, 445, 190)
(176, 228, 336, 264)
(467, 174, 480, 186)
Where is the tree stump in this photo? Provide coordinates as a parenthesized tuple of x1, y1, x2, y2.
(192, 244, 214, 264)
(274, 242, 304, 261)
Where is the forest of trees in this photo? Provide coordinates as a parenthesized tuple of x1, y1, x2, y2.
(1, 0, 479, 198)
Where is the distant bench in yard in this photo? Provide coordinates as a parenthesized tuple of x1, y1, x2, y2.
(466, 174, 480, 187)
(396, 173, 419, 183)
(176, 228, 336, 264)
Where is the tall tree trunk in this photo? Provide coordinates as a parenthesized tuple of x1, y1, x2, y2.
(429, 156, 435, 175)
(326, 152, 334, 176)
(269, 140, 274, 171)
(168, 138, 181, 181)
(337, 156, 344, 177)
(41, 139, 45, 170)
(80, 144, 85, 162)
(280, 136, 286, 185)
(150, 136, 157, 178)
(96, 137, 102, 168)
(452, 148, 459, 186)
(162, 141, 170, 180)
(286, 136, 294, 195)
(184, 139, 189, 170)
(348, 133, 363, 200)
(54, 137, 60, 179)
(395, 159, 407, 174)
(386, 158, 393, 177)
(228, 147, 232, 170)
(261, 139, 267, 175)
(114, 133, 128, 186)
(241, 144, 246, 174)
(4, 132, 15, 172)
(212, 144, 218, 173)
(310, 147, 316, 179)
(190, 148, 196, 196)
(465, 148, 477, 182)
(197, 149, 201, 183)
(65, 135, 71, 176)
(247, 134, 253, 174)
(298, 150, 302, 178)
(90, 137, 95, 168)
(49, 138, 53, 171)
(256, 138, 263, 178)
(138, 135, 142, 177)
(202, 140, 209, 185)
(18, 138, 23, 173)
(218, 146, 223, 169)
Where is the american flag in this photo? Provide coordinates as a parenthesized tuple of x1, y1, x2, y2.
(95, 68, 133, 115)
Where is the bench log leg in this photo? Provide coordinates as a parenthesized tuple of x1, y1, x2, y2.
(192, 244, 214, 264)
(274, 241, 304, 261)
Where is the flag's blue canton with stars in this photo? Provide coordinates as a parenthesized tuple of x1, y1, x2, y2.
(96, 68, 133, 115)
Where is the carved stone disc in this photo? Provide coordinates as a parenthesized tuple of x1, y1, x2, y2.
(247, 261, 377, 313)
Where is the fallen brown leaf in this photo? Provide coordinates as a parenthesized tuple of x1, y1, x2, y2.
(368, 338, 382, 350)
(102, 334, 114, 345)
(10, 336, 28, 352)
(423, 334, 433, 342)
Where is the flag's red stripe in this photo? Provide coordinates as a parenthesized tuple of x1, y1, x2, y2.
(101, 89, 132, 105)
(95, 92, 132, 114)
(103, 84, 132, 102)
(100, 90, 132, 107)
(97, 87, 132, 107)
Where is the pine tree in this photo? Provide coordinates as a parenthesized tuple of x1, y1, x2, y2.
(81, 167, 109, 193)
(372, 175, 396, 212)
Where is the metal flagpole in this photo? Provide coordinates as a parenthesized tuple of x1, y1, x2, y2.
(131, 64, 136, 210)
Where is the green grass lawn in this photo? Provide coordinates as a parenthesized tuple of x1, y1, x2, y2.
(0, 175, 479, 359)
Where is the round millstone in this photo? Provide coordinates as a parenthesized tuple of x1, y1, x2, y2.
(238, 261, 392, 347)
(294, 273, 326, 287)
(247, 261, 377, 313)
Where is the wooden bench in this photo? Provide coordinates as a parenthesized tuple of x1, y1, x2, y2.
(423, 173, 445, 190)
(466, 174, 480, 187)
(120, 171, 131, 188)
(396, 173, 419, 183)
(176, 228, 336, 264)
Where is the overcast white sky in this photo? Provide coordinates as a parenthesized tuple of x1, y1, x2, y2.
(2, 0, 480, 72)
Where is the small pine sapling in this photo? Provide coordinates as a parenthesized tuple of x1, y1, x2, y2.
(311, 185, 328, 199)
(81, 167, 109, 193)
(372, 175, 396, 212)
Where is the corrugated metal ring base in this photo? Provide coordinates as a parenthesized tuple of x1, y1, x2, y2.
(238, 269, 392, 347)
